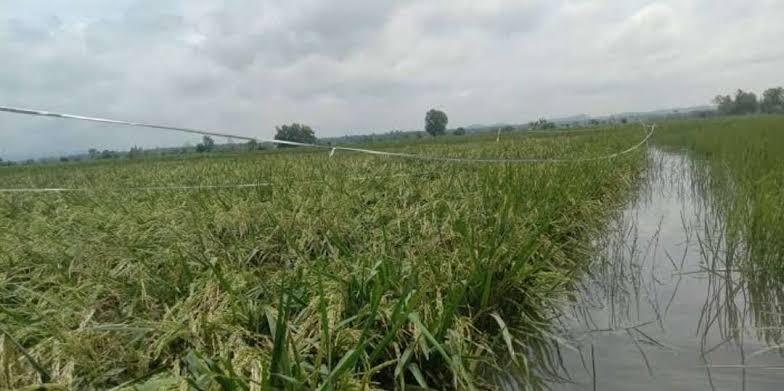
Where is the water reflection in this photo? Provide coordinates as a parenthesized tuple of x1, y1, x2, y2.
(551, 149, 784, 390)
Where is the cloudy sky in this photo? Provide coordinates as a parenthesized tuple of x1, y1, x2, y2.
(1, 0, 782, 160)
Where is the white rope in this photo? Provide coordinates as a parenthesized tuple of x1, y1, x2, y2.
(0, 105, 654, 164)
(0, 183, 271, 193)
(0, 173, 433, 194)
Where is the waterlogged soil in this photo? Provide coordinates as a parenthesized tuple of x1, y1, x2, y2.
(550, 149, 784, 390)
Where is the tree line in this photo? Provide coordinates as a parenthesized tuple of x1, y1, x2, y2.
(714, 86, 784, 115)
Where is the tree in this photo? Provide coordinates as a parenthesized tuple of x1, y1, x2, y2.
(425, 109, 448, 136)
(733, 89, 758, 114)
(501, 125, 515, 132)
(714, 94, 734, 115)
(530, 118, 556, 130)
(761, 87, 784, 113)
(274, 123, 317, 147)
(129, 146, 143, 159)
(196, 136, 215, 153)
(453, 127, 466, 136)
(202, 136, 215, 150)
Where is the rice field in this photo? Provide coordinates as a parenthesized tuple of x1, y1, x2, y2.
(0, 126, 649, 390)
(3, 115, 783, 390)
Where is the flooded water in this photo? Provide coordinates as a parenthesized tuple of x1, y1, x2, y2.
(549, 149, 784, 390)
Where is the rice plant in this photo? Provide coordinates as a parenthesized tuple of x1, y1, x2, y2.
(0, 126, 648, 389)
(654, 115, 784, 275)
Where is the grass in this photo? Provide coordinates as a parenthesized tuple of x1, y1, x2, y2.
(0, 126, 648, 389)
(654, 115, 784, 274)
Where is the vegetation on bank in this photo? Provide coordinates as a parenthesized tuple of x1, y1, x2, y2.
(0, 126, 647, 389)
(654, 115, 784, 273)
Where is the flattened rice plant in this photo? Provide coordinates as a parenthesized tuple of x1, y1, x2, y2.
(0, 126, 648, 389)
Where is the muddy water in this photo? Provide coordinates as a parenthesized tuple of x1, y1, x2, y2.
(549, 149, 784, 390)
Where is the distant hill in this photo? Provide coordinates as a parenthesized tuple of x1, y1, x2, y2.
(598, 105, 716, 121)
(465, 105, 717, 130)
(550, 114, 592, 124)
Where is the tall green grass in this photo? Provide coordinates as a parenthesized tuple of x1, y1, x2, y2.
(0, 127, 647, 389)
(654, 115, 784, 274)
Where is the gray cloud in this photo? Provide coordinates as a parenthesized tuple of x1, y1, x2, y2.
(1, 0, 783, 160)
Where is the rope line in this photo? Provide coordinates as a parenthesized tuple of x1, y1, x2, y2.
(0, 183, 271, 193)
(0, 105, 654, 163)
(0, 173, 432, 194)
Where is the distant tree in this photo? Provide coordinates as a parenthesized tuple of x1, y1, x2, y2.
(196, 136, 215, 153)
(501, 125, 515, 132)
(620, 117, 628, 124)
(713, 89, 761, 115)
(713, 94, 734, 115)
(60, 157, 69, 162)
(453, 127, 466, 136)
(274, 123, 317, 147)
(88, 148, 98, 159)
(129, 146, 143, 159)
(530, 118, 556, 130)
(761, 87, 784, 114)
(733, 89, 759, 114)
(589, 119, 600, 126)
(425, 109, 448, 136)
(246, 139, 259, 151)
